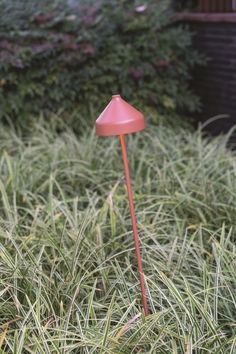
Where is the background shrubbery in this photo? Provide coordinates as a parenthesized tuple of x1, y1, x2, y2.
(0, 0, 204, 130)
(173, 0, 198, 11)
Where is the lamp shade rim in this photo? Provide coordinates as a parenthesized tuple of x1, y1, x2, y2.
(96, 120, 146, 136)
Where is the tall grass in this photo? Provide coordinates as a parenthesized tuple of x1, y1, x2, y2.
(0, 116, 235, 353)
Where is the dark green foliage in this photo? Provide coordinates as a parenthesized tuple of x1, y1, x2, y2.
(0, 0, 204, 127)
(172, 0, 198, 11)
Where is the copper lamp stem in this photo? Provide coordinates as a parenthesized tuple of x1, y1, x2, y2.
(119, 133, 148, 316)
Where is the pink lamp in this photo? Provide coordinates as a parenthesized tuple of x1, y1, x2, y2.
(96, 94, 148, 315)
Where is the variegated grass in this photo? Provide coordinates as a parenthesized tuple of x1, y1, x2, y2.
(0, 115, 235, 353)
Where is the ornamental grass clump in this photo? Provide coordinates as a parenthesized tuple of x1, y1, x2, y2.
(0, 115, 235, 352)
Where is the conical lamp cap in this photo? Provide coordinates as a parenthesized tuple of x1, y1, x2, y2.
(96, 95, 146, 136)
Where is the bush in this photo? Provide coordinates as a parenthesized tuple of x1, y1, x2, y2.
(0, 0, 205, 127)
(172, 0, 198, 11)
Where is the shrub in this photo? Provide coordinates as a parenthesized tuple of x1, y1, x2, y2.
(172, 0, 198, 11)
(0, 0, 205, 127)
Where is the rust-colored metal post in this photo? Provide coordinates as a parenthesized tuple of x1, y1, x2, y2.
(119, 134, 148, 316)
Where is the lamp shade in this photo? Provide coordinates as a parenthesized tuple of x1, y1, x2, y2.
(96, 95, 146, 136)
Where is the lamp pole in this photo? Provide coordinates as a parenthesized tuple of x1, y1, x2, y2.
(120, 133, 148, 315)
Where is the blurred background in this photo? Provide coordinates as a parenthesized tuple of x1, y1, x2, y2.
(0, 0, 204, 133)
(0, 0, 235, 135)
(175, 0, 236, 139)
